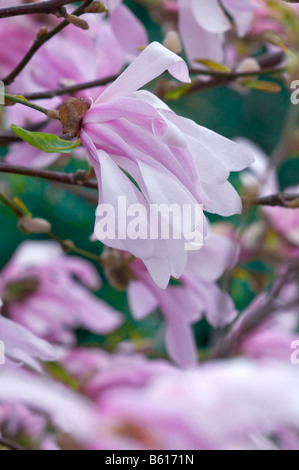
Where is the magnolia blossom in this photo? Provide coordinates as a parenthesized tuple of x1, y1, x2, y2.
(104, 0, 148, 58)
(0, 368, 97, 448)
(0, 15, 35, 78)
(0, 299, 55, 371)
(61, 348, 176, 399)
(90, 359, 299, 450)
(79, 42, 253, 288)
(0, 241, 122, 344)
(2, 357, 299, 449)
(176, 0, 259, 66)
(128, 231, 239, 366)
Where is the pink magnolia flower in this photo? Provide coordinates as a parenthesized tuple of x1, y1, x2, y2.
(2, 355, 299, 449)
(0, 298, 56, 371)
(61, 348, 176, 399)
(0, 15, 36, 78)
(0, 368, 98, 448)
(80, 42, 253, 288)
(177, 0, 259, 66)
(104, 0, 148, 58)
(89, 359, 299, 450)
(127, 231, 239, 367)
(0, 241, 122, 344)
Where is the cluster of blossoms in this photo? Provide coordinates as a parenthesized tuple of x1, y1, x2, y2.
(0, 0, 298, 451)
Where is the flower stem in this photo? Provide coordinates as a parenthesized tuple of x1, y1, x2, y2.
(1, 93, 53, 117)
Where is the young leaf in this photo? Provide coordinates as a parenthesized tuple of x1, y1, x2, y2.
(194, 59, 232, 73)
(164, 82, 193, 100)
(10, 124, 81, 153)
(242, 80, 282, 93)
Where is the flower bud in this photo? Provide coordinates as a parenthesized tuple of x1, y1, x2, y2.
(104, 266, 132, 291)
(59, 97, 89, 137)
(235, 58, 261, 83)
(65, 14, 89, 30)
(85, 2, 109, 14)
(163, 30, 182, 54)
(18, 217, 52, 234)
(36, 26, 48, 39)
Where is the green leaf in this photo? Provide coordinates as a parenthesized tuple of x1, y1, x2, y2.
(194, 59, 232, 73)
(10, 124, 81, 153)
(242, 80, 282, 93)
(164, 82, 193, 101)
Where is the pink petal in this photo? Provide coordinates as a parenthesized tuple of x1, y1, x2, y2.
(96, 42, 190, 104)
(110, 4, 148, 57)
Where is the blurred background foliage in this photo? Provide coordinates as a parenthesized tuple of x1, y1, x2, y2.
(0, 1, 298, 356)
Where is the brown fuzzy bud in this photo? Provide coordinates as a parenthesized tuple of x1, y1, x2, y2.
(104, 266, 132, 291)
(58, 97, 89, 137)
(18, 217, 52, 234)
(101, 248, 134, 291)
(100, 247, 124, 268)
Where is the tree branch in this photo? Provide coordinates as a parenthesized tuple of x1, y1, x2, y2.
(22, 74, 119, 101)
(1, 93, 53, 117)
(252, 193, 299, 208)
(2, 0, 94, 86)
(185, 51, 285, 96)
(1, 163, 299, 209)
(0, 0, 81, 19)
(0, 162, 98, 190)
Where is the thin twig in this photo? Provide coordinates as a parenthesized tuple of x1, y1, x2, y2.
(0, 0, 81, 19)
(0, 163, 98, 190)
(252, 193, 299, 208)
(1, 163, 299, 208)
(22, 74, 119, 101)
(0, 191, 103, 265)
(1, 93, 53, 117)
(185, 51, 285, 96)
(2, 0, 94, 86)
